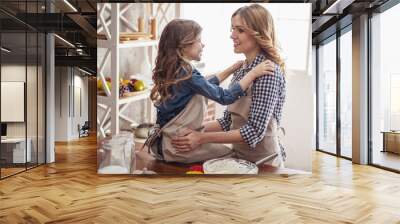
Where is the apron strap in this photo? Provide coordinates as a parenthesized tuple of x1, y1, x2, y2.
(141, 124, 163, 153)
(278, 126, 287, 161)
(280, 127, 286, 136)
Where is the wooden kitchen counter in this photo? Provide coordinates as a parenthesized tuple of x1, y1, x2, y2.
(98, 141, 308, 176)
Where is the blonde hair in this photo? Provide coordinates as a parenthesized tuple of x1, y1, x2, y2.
(232, 4, 285, 74)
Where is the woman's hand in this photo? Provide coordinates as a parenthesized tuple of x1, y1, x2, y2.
(171, 128, 202, 152)
(248, 60, 275, 78)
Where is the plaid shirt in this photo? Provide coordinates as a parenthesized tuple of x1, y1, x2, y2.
(217, 54, 286, 149)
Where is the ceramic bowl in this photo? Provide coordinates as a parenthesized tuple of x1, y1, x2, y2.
(134, 123, 154, 139)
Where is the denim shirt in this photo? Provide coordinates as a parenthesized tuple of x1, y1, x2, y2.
(155, 68, 245, 127)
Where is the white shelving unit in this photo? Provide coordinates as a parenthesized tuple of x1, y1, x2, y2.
(97, 3, 158, 138)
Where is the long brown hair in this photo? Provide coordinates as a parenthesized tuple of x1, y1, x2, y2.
(150, 19, 202, 103)
(232, 4, 285, 74)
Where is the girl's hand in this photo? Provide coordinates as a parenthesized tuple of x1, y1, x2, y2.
(229, 60, 244, 73)
(216, 60, 244, 83)
(249, 60, 275, 78)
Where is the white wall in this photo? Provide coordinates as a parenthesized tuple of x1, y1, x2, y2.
(181, 3, 311, 74)
(55, 67, 69, 141)
(71, 74, 89, 138)
(1, 65, 36, 138)
(55, 67, 89, 141)
(280, 70, 313, 172)
(1, 65, 26, 141)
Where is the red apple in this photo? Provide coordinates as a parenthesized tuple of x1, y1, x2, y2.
(130, 78, 138, 85)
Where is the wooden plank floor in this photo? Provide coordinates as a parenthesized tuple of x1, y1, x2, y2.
(1, 167, 26, 178)
(0, 135, 399, 224)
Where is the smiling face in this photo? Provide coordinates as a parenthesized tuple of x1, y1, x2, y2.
(181, 34, 204, 61)
(230, 15, 258, 55)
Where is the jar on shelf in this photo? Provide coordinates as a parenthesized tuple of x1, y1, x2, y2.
(98, 133, 134, 174)
(150, 17, 157, 40)
(119, 131, 136, 172)
(138, 17, 145, 33)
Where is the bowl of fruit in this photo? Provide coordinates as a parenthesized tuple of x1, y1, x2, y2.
(119, 78, 147, 97)
(97, 77, 148, 97)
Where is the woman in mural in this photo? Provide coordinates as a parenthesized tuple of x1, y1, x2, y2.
(145, 18, 276, 163)
(171, 4, 287, 167)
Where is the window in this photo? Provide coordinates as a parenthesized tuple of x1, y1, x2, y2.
(390, 74, 400, 130)
(0, 1, 47, 179)
(340, 28, 352, 158)
(370, 2, 400, 171)
(317, 37, 337, 154)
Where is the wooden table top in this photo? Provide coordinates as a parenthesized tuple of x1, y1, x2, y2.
(98, 141, 308, 176)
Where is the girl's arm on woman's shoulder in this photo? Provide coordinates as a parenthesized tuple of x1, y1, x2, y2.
(187, 70, 245, 105)
(215, 61, 243, 83)
(187, 61, 274, 106)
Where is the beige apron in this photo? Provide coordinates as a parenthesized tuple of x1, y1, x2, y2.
(149, 94, 232, 164)
(228, 85, 285, 167)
